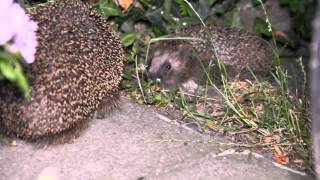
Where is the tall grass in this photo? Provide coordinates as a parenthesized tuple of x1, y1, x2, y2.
(124, 0, 311, 167)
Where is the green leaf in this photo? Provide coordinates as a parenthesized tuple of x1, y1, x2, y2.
(214, 7, 224, 15)
(14, 63, 31, 97)
(154, 93, 163, 101)
(99, 0, 121, 18)
(123, 68, 134, 80)
(120, 32, 138, 47)
(137, 98, 145, 104)
(153, 92, 169, 105)
(121, 81, 136, 88)
(253, 17, 272, 37)
(225, 10, 242, 28)
(177, 17, 200, 26)
(208, 0, 217, 5)
(115, 6, 145, 27)
(278, 0, 290, 5)
(145, 9, 168, 35)
(251, 0, 265, 7)
(175, 0, 193, 16)
(0, 60, 16, 81)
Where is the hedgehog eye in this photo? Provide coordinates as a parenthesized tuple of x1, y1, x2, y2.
(166, 64, 171, 70)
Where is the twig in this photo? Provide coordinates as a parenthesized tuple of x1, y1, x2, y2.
(134, 55, 146, 103)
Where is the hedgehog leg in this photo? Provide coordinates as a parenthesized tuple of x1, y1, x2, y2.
(27, 115, 92, 147)
(31, 91, 121, 146)
(95, 91, 121, 119)
(0, 113, 91, 147)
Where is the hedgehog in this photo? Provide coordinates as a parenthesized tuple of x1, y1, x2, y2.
(0, 0, 124, 142)
(147, 24, 274, 90)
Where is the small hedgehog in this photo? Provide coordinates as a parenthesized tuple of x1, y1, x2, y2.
(147, 24, 274, 90)
(0, 0, 124, 141)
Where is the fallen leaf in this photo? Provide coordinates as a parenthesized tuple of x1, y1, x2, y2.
(292, 158, 304, 169)
(275, 31, 289, 40)
(138, 63, 146, 72)
(10, 140, 17, 146)
(274, 144, 282, 154)
(144, 35, 151, 41)
(263, 136, 272, 143)
(229, 81, 249, 90)
(238, 96, 245, 103)
(258, 128, 271, 136)
(196, 103, 205, 114)
(263, 134, 281, 144)
(273, 134, 281, 143)
(118, 0, 134, 10)
(273, 145, 289, 165)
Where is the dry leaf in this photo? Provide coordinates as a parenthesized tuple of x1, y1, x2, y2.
(263, 136, 273, 143)
(138, 63, 147, 72)
(273, 135, 281, 143)
(229, 81, 249, 90)
(144, 35, 151, 41)
(210, 108, 225, 117)
(275, 31, 289, 41)
(196, 103, 205, 114)
(274, 144, 282, 154)
(238, 96, 245, 103)
(263, 135, 281, 144)
(274, 152, 289, 165)
(10, 140, 17, 146)
(273, 145, 289, 165)
(292, 158, 304, 168)
(258, 128, 271, 136)
(118, 0, 134, 10)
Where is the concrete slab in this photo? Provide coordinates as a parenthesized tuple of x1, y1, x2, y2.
(0, 99, 310, 180)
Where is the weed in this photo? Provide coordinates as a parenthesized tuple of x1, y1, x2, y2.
(119, 0, 312, 169)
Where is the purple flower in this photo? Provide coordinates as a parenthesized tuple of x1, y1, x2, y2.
(0, 0, 38, 63)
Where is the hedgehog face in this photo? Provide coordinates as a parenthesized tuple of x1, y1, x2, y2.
(148, 49, 180, 88)
(147, 43, 199, 89)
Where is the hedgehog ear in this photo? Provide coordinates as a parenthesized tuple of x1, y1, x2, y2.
(182, 48, 198, 63)
(146, 44, 160, 70)
(146, 48, 153, 69)
(177, 44, 197, 62)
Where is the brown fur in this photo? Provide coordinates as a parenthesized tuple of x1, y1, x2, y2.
(148, 42, 204, 89)
(147, 24, 274, 89)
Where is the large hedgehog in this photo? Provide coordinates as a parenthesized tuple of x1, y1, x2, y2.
(0, 0, 124, 141)
(147, 24, 274, 89)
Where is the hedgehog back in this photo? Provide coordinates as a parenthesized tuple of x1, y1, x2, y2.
(0, 0, 124, 139)
(177, 24, 274, 75)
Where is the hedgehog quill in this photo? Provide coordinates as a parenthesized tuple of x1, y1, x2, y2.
(0, 0, 124, 142)
(147, 24, 274, 90)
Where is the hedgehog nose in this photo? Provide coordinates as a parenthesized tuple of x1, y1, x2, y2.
(148, 72, 158, 81)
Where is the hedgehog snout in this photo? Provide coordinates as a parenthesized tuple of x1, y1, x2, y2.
(148, 71, 161, 82)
